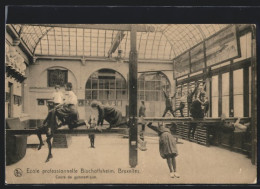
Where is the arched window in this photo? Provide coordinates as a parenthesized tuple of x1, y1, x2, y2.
(138, 72, 171, 117)
(85, 69, 127, 103)
(138, 72, 170, 101)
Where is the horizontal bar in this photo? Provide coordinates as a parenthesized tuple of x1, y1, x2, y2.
(6, 127, 126, 135)
(28, 24, 155, 32)
(138, 70, 174, 73)
(144, 117, 191, 122)
(34, 55, 173, 64)
(143, 117, 251, 123)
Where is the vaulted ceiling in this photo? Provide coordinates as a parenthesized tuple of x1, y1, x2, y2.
(9, 24, 229, 60)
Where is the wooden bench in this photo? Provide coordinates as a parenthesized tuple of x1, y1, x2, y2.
(144, 117, 220, 146)
(212, 117, 251, 155)
(143, 117, 251, 149)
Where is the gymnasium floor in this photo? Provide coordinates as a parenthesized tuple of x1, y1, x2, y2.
(5, 128, 257, 184)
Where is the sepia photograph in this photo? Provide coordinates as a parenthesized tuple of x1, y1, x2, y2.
(5, 22, 257, 184)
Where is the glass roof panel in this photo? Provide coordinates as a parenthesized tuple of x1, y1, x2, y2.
(10, 24, 230, 60)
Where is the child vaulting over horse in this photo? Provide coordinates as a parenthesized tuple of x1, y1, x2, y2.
(36, 82, 90, 162)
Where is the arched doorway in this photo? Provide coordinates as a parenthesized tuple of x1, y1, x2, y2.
(85, 69, 127, 119)
(138, 72, 171, 117)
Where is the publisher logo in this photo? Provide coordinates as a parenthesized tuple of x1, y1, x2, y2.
(14, 168, 23, 177)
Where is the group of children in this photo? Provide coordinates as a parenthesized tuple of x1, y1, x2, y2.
(36, 82, 129, 162)
(36, 80, 210, 178)
(159, 81, 210, 141)
(162, 81, 209, 118)
(137, 81, 210, 178)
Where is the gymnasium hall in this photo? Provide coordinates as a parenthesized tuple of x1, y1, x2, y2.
(5, 24, 257, 184)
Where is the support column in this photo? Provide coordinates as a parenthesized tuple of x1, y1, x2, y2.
(250, 26, 257, 165)
(243, 67, 249, 117)
(218, 74, 222, 117)
(172, 64, 177, 112)
(23, 68, 30, 114)
(129, 25, 138, 168)
(229, 63, 234, 117)
(205, 67, 211, 117)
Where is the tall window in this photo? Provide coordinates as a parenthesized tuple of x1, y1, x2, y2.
(233, 69, 244, 117)
(85, 69, 127, 101)
(211, 75, 219, 117)
(222, 72, 230, 117)
(138, 72, 170, 101)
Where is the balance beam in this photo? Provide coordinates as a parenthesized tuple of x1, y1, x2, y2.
(6, 127, 126, 135)
(143, 117, 250, 123)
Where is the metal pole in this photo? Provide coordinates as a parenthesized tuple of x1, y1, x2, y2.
(129, 24, 138, 168)
(250, 25, 257, 165)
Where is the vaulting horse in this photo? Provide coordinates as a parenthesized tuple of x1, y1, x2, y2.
(36, 104, 91, 162)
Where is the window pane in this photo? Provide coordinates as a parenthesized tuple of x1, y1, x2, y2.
(105, 80, 109, 89)
(212, 75, 219, 97)
(222, 96, 229, 117)
(155, 91, 160, 101)
(110, 80, 115, 89)
(222, 72, 230, 117)
(150, 81, 156, 90)
(222, 72, 229, 96)
(109, 90, 115, 100)
(145, 91, 150, 101)
(99, 80, 104, 89)
(145, 81, 152, 90)
(234, 95, 244, 117)
(155, 81, 160, 90)
(99, 90, 104, 99)
(139, 91, 145, 100)
(86, 90, 91, 99)
(122, 81, 126, 89)
(233, 69, 243, 95)
(139, 81, 144, 90)
(92, 90, 98, 99)
(116, 90, 122, 99)
(86, 79, 91, 89)
(122, 90, 127, 100)
(212, 97, 219, 117)
(116, 79, 122, 89)
(106, 90, 110, 100)
(92, 80, 98, 89)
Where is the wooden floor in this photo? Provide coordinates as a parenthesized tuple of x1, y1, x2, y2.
(5, 130, 256, 184)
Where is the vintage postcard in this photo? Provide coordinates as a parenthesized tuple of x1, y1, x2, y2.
(5, 21, 257, 184)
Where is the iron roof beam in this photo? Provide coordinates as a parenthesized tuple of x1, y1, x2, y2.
(27, 24, 156, 32)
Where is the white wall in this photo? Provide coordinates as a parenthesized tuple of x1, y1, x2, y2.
(5, 73, 22, 118)
(27, 58, 174, 119)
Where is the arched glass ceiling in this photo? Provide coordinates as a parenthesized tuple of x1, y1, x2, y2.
(10, 24, 229, 60)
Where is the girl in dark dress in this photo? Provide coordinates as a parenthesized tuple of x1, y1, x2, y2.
(147, 122, 180, 178)
(90, 101, 125, 129)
